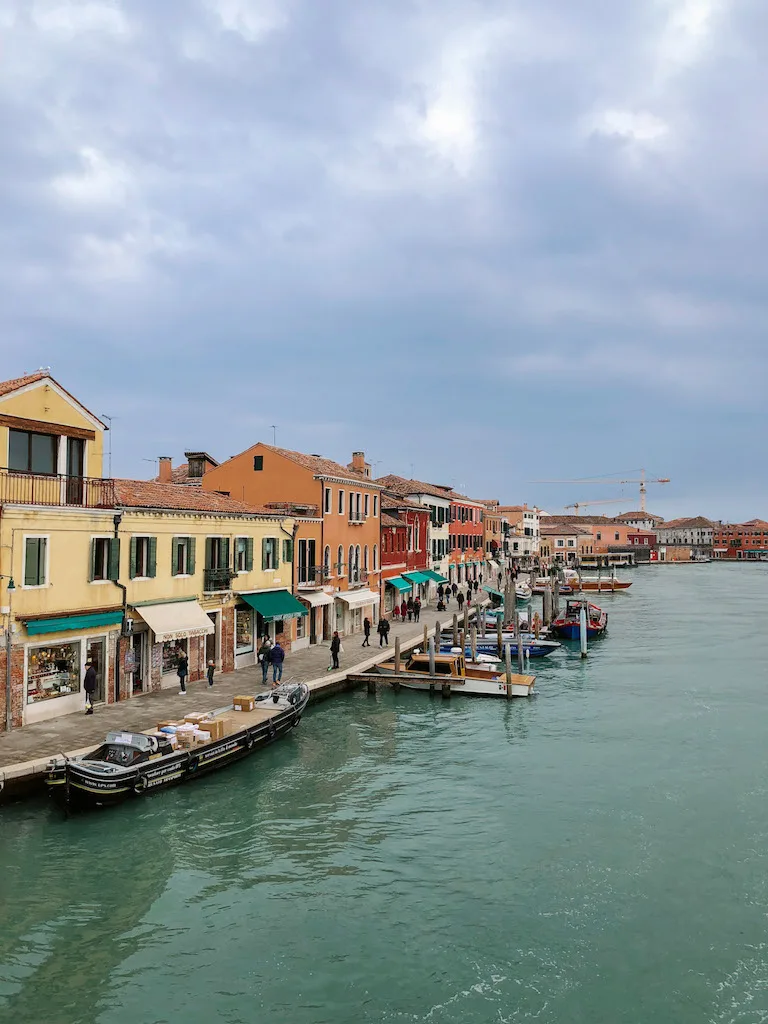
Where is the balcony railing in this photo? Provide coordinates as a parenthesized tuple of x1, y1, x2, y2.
(348, 570, 369, 588)
(0, 469, 116, 508)
(297, 565, 332, 588)
(204, 567, 236, 592)
(348, 513, 366, 524)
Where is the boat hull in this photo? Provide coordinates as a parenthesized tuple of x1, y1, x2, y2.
(439, 640, 559, 658)
(397, 676, 534, 698)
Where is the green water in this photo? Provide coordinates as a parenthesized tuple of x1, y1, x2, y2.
(2, 565, 768, 1024)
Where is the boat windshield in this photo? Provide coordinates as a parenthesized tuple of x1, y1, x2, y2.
(99, 744, 147, 767)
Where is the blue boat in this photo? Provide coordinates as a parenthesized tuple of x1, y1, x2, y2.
(439, 637, 560, 659)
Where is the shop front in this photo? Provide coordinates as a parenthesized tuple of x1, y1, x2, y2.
(134, 599, 215, 689)
(297, 590, 333, 647)
(402, 570, 432, 604)
(234, 601, 256, 669)
(236, 589, 308, 650)
(334, 589, 379, 636)
(21, 609, 123, 725)
(384, 576, 412, 614)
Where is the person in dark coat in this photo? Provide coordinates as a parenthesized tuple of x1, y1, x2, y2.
(473, 579, 479, 593)
(400, 600, 408, 621)
(258, 638, 272, 685)
(270, 642, 285, 685)
(457, 591, 464, 611)
(466, 588, 473, 607)
(413, 597, 421, 621)
(330, 631, 341, 669)
(437, 585, 444, 601)
(406, 596, 414, 621)
(177, 651, 188, 695)
(362, 616, 372, 646)
(451, 583, 458, 597)
(207, 660, 215, 687)
(377, 617, 390, 646)
(83, 660, 97, 714)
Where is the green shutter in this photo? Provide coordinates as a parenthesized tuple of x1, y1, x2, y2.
(188, 537, 196, 576)
(205, 537, 214, 569)
(245, 537, 254, 572)
(129, 537, 137, 579)
(89, 538, 96, 582)
(262, 537, 268, 570)
(108, 538, 120, 582)
(283, 539, 293, 564)
(24, 539, 38, 587)
(148, 536, 157, 578)
(222, 537, 230, 570)
(171, 537, 180, 576)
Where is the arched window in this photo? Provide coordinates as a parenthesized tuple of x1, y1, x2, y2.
(363, 545, 369, 571)
(349, 545, 355, 583)
(337, 545, 344, 575)
(324, 545, 331, 577)
(373, 544, 378, 571)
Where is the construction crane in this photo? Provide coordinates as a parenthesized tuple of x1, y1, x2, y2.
(534, 469, 670, 513)
(564, 498, 634, 515)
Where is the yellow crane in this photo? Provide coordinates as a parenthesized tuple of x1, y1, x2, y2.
(564, 498, 634, 515)
(535, 469, 670, 513)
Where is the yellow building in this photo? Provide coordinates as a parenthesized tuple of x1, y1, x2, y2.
(0, 372, 304, 730)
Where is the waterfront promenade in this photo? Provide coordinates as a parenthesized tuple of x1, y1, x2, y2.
(0, 599, 476, 797)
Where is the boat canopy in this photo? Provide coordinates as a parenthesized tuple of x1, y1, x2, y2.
(238, 589, 308, 621)
(385, 576, 413, 592)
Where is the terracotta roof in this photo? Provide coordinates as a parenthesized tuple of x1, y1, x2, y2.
(496, 505, 537, 513)
(264, 500, 320, 517)
(153, 463, 199, 486)
(541, 523, 594, 536)
(374, 474, 452, 501)
(0, 371, 50, 397)
(544, 514, 615, 526)
(381, 512, 403, 528)
(658, 517, 714, 530)
(260, 444, 381, 488)
(113, 479, 279, 516)
(613, 511, 664, 523)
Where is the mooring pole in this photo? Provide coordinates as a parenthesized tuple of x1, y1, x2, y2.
(579, 601, 588, 658)
(497, 616, 503, 658)
(505, 642, 513, 699)
(394, 636, 401, 673)
(470, 625, 477, 663)
(452, 613, 459, 647)
(428, 637, 436, 676)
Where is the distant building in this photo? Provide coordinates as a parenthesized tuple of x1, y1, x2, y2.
(712, 520, 768, 560)
(655, 517, 714, 561)
(497, 505, 540, 560)
(539, 523, 593, 564)
(613, 511, 664, 532)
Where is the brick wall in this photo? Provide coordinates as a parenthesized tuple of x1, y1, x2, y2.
(0, 643, 25, 731)
(221, 605, 235, 673)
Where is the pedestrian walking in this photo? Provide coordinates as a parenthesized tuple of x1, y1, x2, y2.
(437, 585, 444, 601)
(330, 631, 341, 669)
(377, 617, 390, 646)
(444, 588, 450, 606)
(407, 596, 414, 622)
(466, 588, 472, 607)
(362, 616, 372, 646)
(83, 660, 97, 714)
(413, 597, 421, 621)
(400, 600, 408, 622)
(457, 591, 464, 611)
(270, 641, 285, 685)
(497, 571, 503, 589)
(177, 650, 188, 694)
(473, 579, 479, 594)
(258, 636, 272, 685)
(206, 659, 215, 687)
(451, 583, 458, 597)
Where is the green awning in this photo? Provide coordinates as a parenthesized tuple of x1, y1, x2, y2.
(423, 569, 449, 583)
(483, 585, 504, 598)
(403, 571, 431, 584)
(386, 576, 413, 592)
(238, 589, 307, 621)
(25, 610, 124, 637)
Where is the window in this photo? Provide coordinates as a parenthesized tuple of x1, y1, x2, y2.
(298, 539, 317, 583)
(324, 488, 332, 514)
(90, 537, 120, 582)
(567, 539, 575, 547)
(364, 494, 370, 517)
(172, 537, 196, 576)
(235, 536, 254, 573)
(556, 539, 564, 548)
(206, 536, 230, 570)
(614, 532, 620, 541)
(596, 532, 602, 541)
(9, 429, 58, 475)
(336, 545, 344, 575)
(130, 536, 156, 579)
(373, 544, 378, 570)
(349, 545, 355, 582)
(253, 455, 263, 471)
(24, 537, 48, 587)
(356, 493, 362, 520)
(282, 539, 293, 564)
(323, 545, 331, 576)
(26, 640, 81, 704)
(373, 496, 378, 517)
(338, 490, 345, 515)
(262, 537, 278, 570)
(364, 545, 369, 570)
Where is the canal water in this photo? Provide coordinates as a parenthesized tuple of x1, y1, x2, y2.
(1, 564, 768, 1024)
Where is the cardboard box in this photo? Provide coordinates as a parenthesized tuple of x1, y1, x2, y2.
(184, 713, 209, 725)
(233, 695, 255, 712)
(194, 730, 211, 744)
(178, 731, 195, 748)
(157, 720, 180, 731)
(206, 719, 225, 740)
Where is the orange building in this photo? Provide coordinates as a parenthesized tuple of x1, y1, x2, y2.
(202, 445, 383, 641)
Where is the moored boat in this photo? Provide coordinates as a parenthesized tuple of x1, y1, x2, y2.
(550, 600, 608, 640)
(371, 652, 536, 698)
(439, 635, 561, 658)
(45, 683, 310, 812)
(531, 577, 574, 595)
(515, 583, 533, 602)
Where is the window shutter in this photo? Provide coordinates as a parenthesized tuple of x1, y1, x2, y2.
(245, 537, 254, 571)
(188, 538, 196, 576)
(262, 537, 268, 569)
(148, 537, 157, 578)
(283, 539, 293, 564)
(108, 538, 120, 582)
(129, 537, 137, 579)
(171, 538, 180, 576)
(88, 538, 96, 582)
(222, 537, 230, 569)
(24, 539, 37, 587)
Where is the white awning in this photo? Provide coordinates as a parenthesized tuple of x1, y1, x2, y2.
(136, 600, 214, 643)
(299, 590, 334, 608)
(335, 589, 380, 609)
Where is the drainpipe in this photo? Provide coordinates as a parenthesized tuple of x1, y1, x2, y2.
(111, 512, 127, 703)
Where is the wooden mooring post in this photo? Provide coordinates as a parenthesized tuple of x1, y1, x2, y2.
(470, 625, 477, 663)
(452, 613, 459, 647)
(505, 642, 513, 699)
(423, 623, 428, 654)
(497, 616, 503, 658)
(428, 637, 436, 676)
(543, 584, 553, 626)
(514, 610, 524, 674)
(463, 605, 469, 636)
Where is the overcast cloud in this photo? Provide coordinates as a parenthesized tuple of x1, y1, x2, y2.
(1, 0, 765, 519)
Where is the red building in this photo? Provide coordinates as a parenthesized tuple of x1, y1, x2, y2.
(379, 493, 431, 614)
(448, 491, 486, 585)
(627, 530, 657, 559)
(713, 519, 768, 559)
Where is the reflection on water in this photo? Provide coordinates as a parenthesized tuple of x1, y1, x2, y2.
(1, 564, 768, 1023)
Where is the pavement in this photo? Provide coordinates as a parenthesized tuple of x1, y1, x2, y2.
(0, 598, 478, 778)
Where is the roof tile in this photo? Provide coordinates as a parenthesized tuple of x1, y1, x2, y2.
(114, 479, 278, 515)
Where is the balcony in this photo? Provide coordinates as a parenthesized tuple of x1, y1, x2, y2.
(0, 469, 116, 508)
(347, 570, 369, 588)
(348, 513, 366, 525)
(297, 565, 332, 589)
(204, 567, 236, 593)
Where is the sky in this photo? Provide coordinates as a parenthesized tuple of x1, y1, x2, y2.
(1, 0, 765, 522)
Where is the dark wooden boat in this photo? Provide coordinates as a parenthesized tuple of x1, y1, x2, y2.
(45, 683, 310, 812)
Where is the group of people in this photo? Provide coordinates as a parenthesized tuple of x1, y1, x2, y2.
(436, 579, 482, 612)
(392, 596, 422, 622)
(258, 636, 286, 686)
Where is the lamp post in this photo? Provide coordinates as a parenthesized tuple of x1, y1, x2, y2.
(3, 574, 16, 732)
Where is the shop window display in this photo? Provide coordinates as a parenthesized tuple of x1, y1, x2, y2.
(27, 642, 81, 703)
(235, 606, 254, 654)
(162, 639, 187, 675)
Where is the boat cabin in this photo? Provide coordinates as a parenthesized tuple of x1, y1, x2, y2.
(85, 731, 173, 767)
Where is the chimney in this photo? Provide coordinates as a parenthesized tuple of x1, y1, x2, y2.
(158, 457, 173, 483)
(351, 451, 371, 478)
